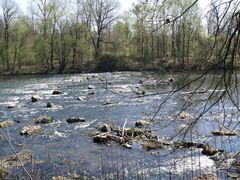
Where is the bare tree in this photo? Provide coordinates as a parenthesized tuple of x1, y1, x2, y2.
(83, 0, 118, 58)
(1, 0, 18, 70)
(33, 0, 58, 71)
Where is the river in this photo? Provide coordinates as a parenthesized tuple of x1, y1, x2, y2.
(0, 72, 239, 179)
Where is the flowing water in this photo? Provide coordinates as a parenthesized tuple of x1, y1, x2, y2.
(0, 72, 239, 179)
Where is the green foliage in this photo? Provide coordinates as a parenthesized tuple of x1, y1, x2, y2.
(95, 54, 128, 72)
(0, 0, 233, 73)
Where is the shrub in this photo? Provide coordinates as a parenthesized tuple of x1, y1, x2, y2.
(95, 54, 118, 72)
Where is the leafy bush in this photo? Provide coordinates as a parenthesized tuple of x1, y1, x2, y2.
(95, 54, 120, 72)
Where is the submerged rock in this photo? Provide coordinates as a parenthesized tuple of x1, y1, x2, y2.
(93, 133, 112, 144)
(1, 150, 32, 169)
(212, 129, 237, 136)
(103, 99, 113, 105)
(31, 95, 41, 102)
(52, 90, 62, 95)
(35, 115, 54, 124)
(192, 174, 218, 180)
(20, 125, 42, 136)
(0, 120, 14, 128)
(66, 117, 86, 123)
(135, 120, 150, 127)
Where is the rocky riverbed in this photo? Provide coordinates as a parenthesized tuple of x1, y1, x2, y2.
(0, 72, 239, 179)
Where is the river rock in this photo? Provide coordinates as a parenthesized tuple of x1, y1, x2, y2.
(88, 90, 95, 95)
(93, 133, 112, 144)
(66, 117, 86, 123)
(179, 141, 199, 148)
(47, 102, 54, 108)
(103, 99, 112, 105)
(8, 102, 17, 108)
(178, 112, 192, 120)
(135, 120, 150, 127)
(0, 120, 14, 128)
(77, 96, 88, 101)
(52, 176, 68, 180)
(122, 142, 132, 149)
(31, 95, 41, 102)
(212, 129, 237, 136)
(88, 85, 95, 89)
(124, 128, 151, 137)
(192, 174, 218, 180)
(35, 115, 53, 124)
(135, 89, 146, 95)
(101, 124, 112, 132)
(20, 125, 42, 135)
(168, 78, 175, 83)
(141, 140, 163, 151)
(201, 145, 219, 156)
(52, 90, 62, 95)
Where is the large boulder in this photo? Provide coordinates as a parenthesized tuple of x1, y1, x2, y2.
(66, 117, 86, 123)
(20, 125, 42, 136)
(35, 115, 54, 124)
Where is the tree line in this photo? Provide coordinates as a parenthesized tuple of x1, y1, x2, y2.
(0, 0, 238, 74)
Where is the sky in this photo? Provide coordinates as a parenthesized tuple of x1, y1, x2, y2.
(17, 0, 211, 14)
